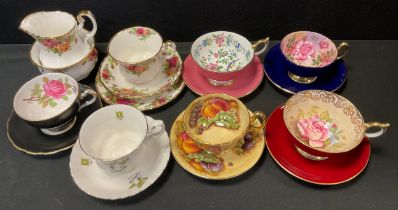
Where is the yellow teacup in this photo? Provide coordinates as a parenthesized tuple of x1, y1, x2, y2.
(183, 93, 266, 155)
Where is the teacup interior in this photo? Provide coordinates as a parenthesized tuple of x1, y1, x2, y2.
(13, 73, 78, 122)
(183, 93, 249, 146)
(191, 31, 253, 72)
(20, 11, 76, 38)
(108, 27, 162, 63)
(283, 90, 365, 153)
(280, 31, 337, 68)
(79, 105, 147, 160)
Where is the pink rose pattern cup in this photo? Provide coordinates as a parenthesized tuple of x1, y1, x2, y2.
(23, 76, 76, 108)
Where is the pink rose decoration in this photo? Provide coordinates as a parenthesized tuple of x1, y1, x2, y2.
(43, 80, 67, 99)
(292, 40, 316, 61)
(116, 98, 133, 105)
(136, 27, 145, 35)
(167, 56, 178, 68)
(319, 40, 329, 49)
(207, 63, 218, 71)
(215, 35, 225, 47)
(42, 38, 58, 48)
(297, 115, 329, 148)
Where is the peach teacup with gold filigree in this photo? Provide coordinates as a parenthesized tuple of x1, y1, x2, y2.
(283, 90, 390, 160)
(182, 93, 267, 155)
(108, 26, 176, 84)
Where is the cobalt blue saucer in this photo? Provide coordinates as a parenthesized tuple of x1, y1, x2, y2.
(263, 43, 347, 94)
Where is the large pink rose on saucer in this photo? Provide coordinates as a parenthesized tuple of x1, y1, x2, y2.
(43, 80, 67, 99)
(297, 115, 330, 148)
(292, 40, 316, 61)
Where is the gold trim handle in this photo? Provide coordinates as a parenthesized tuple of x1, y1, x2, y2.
(364, 122, 390, 138)
(161, 40, 177, 60)
(252, 37, 270, 56)
(77, 10, 97, 43)
(336, 42, 349, 60)
(78, 89, 98, 112)
(249, 111, 267, 129)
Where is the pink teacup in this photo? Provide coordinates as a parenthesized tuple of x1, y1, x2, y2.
(191, 31, 269, 86)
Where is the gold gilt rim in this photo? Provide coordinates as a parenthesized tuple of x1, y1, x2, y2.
(264, 108, 370, 185)
(7, 85, 102, 156)
(29, 29, 97, 71)
(19, 10, 77, 40)
(100, 52, 183, 100)
(170, 110, 265, 180)
(107, 26, 164, 65)
(183, 56, 264, 98)
(263, 63, 347, 94)
(95, 71, 185, 111)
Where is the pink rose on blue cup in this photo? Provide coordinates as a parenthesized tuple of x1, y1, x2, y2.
(292, 40, 316, 61)
(43, 79, 67, 99)
(297, 115, 337, 148)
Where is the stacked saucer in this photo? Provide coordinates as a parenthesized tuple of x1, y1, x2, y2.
(95, 26, 185, 111)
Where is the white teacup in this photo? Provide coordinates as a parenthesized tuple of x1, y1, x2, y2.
(108, 26, 176, 84)
(79, 104, 165, 174)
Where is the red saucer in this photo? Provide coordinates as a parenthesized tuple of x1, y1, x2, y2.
(183, 55, 264, 98)
(265, 105, 371, 185)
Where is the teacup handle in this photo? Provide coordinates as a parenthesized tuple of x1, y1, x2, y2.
(336, 42, 350, 60)
(364, 122, 390, 138)
(252, 37, 270, 56)
(249, 111, 267, 129)
(161, 40, 177, 60)
(77, 10, 98, 43)
(78, 89, 97, 112)
(145, 116, 165, 138)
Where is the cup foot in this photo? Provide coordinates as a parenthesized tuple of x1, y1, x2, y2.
(208, 78, 234, 86)
(288, 72, 317, 84)
(40, 116, 77, 136)
(295, 146, 328, 161)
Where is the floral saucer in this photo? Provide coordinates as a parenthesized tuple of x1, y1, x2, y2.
(69, 131, 170, 200)
(183, 55, 264, 98)
(265, 105, 370, 185)
(95, 72, 185, 111)
(263, 44, 347, 94)
(99, 50, 182, 99)
(7, 85, 102, 156)
(170, 111, 265, 180)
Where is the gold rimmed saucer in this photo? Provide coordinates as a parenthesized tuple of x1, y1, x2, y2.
(95, 72, 185, 111)
(170, 111, 265, 180)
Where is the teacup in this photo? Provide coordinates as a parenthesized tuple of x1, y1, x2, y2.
(19, 10, 97, 69)
(79, 104, 165, 174)
(108, 26, 176, 84)
(182, 93, 266, 155)
(13, 73, 97, 135)
(283, 90, 390, 160)
(280, 31, 349, 84)
(191, 31, 269, 86)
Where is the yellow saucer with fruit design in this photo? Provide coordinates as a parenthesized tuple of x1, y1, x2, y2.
(170, 111, 265, 180)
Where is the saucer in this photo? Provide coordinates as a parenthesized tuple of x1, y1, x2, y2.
(69, 132, 170, 200)
(170, 111, 265, 180)
(99, 50, 182, 99)
(183, 55, 264, 98)
(95, 72, 185, 111)
(7, 85, 102, 156)
(265, 105, 370, 185)
(264, 44, 347, 94)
